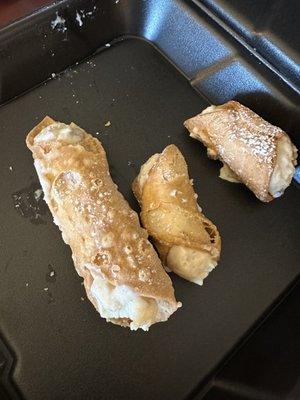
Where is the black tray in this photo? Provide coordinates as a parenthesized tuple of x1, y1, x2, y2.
(200, 281, 300, 400)
(0, 1, 299, 399)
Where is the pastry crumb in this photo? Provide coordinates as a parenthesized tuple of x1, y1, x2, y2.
(44, 287, 49, 291)
(76, 11, 83, 26)
(104, 121, 111, 127)
(34, 188, 43, 201)
(51, 13, 67, 33)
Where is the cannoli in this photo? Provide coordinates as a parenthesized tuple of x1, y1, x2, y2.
(184, 101, 298, 202)
(133, 144, 221, 285)
(26, 117, 180, 331)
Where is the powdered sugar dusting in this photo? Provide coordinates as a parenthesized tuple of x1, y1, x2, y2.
(138, 269, 150, 282)
(75, 12, 83, 26)
(222, 105, 281, 164)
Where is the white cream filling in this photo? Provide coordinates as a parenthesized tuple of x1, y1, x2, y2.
(269, 136, 296, 198)
(219, 163, 240, 183)
(34, 123, 84, 144)
(167, 245, 217, 286)
(202, 105, 217, 114)
(136, 153, 159, 192)
(89, 268, 172, 331)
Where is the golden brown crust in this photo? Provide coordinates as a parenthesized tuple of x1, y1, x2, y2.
(133, 144, 221, 268)
(26, 118, 179, 327)
(184, 101, 297, 202)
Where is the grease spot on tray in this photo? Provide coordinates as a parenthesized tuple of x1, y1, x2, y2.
(12, 183, 48, 225)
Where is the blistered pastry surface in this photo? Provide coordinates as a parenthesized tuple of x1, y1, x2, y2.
(26, 117, 178, 306)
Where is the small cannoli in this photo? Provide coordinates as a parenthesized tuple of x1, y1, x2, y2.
(184, 101, 298, 202)
(133, 145, 221, 285)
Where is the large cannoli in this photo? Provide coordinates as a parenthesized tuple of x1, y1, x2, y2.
(133, 144, 221, 285)
(26, 117, 180, 331)
(184, 101, 298, 202)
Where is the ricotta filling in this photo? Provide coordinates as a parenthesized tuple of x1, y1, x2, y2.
(269, 136, 296, 198)
(88, 267, 172, 331)
(167, 245, 217, 286)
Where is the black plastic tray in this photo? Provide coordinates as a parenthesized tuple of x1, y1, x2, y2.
(200, 281, 300, 400)
(0, 1, 299, 399)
